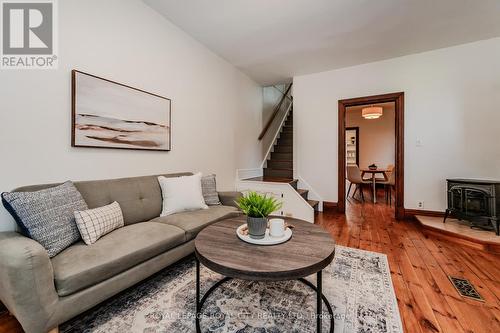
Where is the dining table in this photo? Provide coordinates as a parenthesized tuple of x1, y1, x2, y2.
(360, 168, 389, 204)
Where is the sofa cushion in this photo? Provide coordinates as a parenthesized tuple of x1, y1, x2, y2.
(74, 201, 125, 245)
(51, 222, 185, 296)
(158, 173, 208, 216)
(201, 174, 221, 205)
(1, 181, 88, 257)
(149, 205, 238, 240)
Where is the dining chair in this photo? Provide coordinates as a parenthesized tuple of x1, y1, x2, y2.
(378, 169, 396, 205)
(346, 164, 371, 202)
(385, 164, 395, 179)
(374, 164, 394, 181)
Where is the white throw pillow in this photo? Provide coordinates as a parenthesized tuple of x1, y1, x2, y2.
(74, 201, 124, 245)
(158, 173, 208, 216)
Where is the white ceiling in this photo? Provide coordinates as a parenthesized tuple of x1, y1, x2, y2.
(144, 0, 500, 85)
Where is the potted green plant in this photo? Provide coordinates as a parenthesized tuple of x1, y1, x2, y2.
(236, 191, 283, 239)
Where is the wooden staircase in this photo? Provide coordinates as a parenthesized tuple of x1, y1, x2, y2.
(264, 111, 293, 178)
(261, 111, 319, 211)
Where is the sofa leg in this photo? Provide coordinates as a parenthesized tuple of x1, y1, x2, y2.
(48, 327, 59, 333)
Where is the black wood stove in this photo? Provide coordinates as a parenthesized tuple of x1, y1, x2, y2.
(444, 179, 500, 235)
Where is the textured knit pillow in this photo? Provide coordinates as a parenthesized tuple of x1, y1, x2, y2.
(201, 174, 221, 205)
(158, 173, 208, 216)
(1, 181, 88, 257)
(74, 201, 124, 245)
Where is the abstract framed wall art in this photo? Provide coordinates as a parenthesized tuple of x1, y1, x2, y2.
(71, 70, 171, 151)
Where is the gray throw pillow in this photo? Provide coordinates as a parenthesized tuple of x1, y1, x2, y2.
(1, 181, 88, 257)
(201, 174, 221, 205)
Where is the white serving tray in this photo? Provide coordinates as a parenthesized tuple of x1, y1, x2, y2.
(236, 224, 292, 245)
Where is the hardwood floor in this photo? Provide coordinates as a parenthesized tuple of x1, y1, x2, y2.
(0, 310, 22, 333)
(1, 195, 499, 333)
(316, 195, 500, 333)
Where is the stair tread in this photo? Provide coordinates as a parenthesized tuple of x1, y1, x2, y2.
(264, 167, 293, 171)
(307, 200, 319, 207)
(267, 162, 292, 167)
(297, 189, 308, 195)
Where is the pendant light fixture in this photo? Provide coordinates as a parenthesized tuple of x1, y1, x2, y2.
(362, 106, 383, 119)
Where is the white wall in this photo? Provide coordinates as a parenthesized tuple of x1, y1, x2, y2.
(294, 38, 500, 211)
(0, 0, 263, 231)
(346, 105, 395, 169)
(260, 85, 284, 157)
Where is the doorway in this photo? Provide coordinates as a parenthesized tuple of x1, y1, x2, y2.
(338, 92, 405, 219)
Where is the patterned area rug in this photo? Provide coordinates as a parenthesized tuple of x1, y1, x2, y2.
(61, 246, 403, 333)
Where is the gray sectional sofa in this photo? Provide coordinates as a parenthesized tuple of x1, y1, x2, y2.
(0, 172, 241, 333)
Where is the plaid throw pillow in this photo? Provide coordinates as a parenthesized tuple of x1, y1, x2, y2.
(74, 201, 124, 245)
(1, 181, 88, 257)
(201, 174, 221, 205)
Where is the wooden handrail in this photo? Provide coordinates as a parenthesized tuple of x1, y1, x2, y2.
(258, 83, 292, 140)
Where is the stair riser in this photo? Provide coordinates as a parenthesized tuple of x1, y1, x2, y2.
(297, 190, 309, 200)
(271, 152, 292, 160)
(274, 146, 292, 153)
(278, 138, 293, 145)
(279, 133, 292, 140)
(267, 160, 292, 169)
(264, 168, 293, 178)
(289, 180, 298, 190)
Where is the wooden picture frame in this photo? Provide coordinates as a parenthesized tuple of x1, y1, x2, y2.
(71, 70, 171, 151)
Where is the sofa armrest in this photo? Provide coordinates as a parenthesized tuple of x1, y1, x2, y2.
(218, 191, 242, 208)
(0, 232, 58, 333)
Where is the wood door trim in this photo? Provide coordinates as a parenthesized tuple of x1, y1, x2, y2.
(338, 92, 405, 219)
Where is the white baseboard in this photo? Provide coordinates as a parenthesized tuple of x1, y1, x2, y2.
(236, 168, 263, 180)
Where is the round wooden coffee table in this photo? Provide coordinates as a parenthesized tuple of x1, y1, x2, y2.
(194, 215, 336, 333)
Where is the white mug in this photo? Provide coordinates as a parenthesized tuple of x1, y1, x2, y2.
(269, 218, 285, 238)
